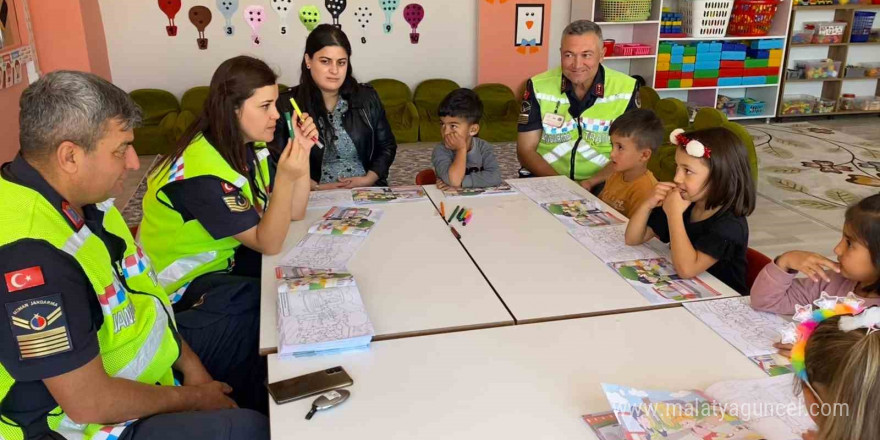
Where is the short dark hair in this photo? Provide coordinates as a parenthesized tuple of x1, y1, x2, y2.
(608, 109, 664, 152)
(19, 71, 141, 159)
(845, 194, 880, 293)
(683, 127, 756, 217)
(438, 88, 483, 124)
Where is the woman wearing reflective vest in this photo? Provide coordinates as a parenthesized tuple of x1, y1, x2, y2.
(140, 56, 316, 309)
(140, 56, 316, 413)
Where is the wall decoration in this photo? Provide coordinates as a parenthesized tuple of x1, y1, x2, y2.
(378, 0, 398, 34)
(270, 0, 292, 35)
(244, 5, 265, 46)
(216, 0, 238, 36)
(325, 0, 346, 29)
(514, 3, 542, 55)
(402, 3, 423, 44)
(353, 6, 372, 44)
(484, 0, 510, 3)
(299, 5, 320, 32)
(3, 59, 11, 88)
(157, 0, 182, 36)
(0, 0, 8, 49)
(188, 6, 212, 49)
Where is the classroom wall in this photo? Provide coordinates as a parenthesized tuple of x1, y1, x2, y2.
(98, 0, 574, 98)
(477, 0, 552, 94)
(98, 0, 479, 97)
(0, 0, 111, 162)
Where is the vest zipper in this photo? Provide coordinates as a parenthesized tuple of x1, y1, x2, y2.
(570, 116, 583, 180)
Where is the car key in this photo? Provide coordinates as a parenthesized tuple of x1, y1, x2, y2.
(305, 389, 350, 420)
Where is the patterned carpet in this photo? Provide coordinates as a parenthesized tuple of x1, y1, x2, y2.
(746, 122, 880, 230)
(121, 142, 522, 225)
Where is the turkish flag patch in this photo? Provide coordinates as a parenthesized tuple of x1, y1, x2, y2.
(221, 182, 237, 194)
(5, 267, 46, 293)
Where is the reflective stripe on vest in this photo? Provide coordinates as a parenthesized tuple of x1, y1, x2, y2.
(156, 251, 218, 289)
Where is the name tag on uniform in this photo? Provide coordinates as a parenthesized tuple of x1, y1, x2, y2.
(542, 113, 565, 128)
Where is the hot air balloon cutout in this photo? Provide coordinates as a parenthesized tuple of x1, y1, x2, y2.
(402, 3, 423, 44)
(271, 0, 293, 35)
(325, 0, 347, 29)
(378, 0, 399, 34)
(216, 0, 239, 36)
(244, 5, 265, 46)
(353, 7, 372, 44)
(299, 5, 320, 32)
(158, 0, 182, 36)
(189, 6, 213, 49)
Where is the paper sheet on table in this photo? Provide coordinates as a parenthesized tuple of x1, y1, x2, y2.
(706, 375, 817, 440)
(684, 297, 789, 358)
(278, 233, 365, 270)
(569, 225, 665, 263)
(307, 189, 355, 210)
(506, 177, 583, 204)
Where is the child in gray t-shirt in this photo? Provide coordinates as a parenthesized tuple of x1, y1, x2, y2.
(431, 89, 502, 189)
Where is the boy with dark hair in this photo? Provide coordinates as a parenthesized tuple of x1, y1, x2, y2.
(431, 88, 502, 188)
(597, 109, 664, 217)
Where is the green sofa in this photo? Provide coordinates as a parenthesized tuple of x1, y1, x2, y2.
(129, 89, 180, 155)
(414, 79, 460, 143)
(170, 86, 211, 144)
(369, 79, 419, 143)
(474, 83, 518, 142)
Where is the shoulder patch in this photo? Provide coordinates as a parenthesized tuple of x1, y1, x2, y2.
(221, 182, 237, 194)
(5, 294, 72, 360)
(519, 101, 532, 125)
(223, 194, 252, 213)
(5, 266, 45, 293)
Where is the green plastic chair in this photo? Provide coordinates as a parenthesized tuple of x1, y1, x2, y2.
(369, 79, 419, 143)
(474, 83, 518, 142)
(414, 79, 460, 142)
(129, 89, 180, 155)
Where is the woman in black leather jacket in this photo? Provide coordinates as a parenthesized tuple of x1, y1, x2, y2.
(274, 24, 397, 189)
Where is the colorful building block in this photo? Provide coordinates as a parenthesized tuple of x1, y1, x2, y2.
(745, 59, 769, 68)
(769, 49, 783, 60)
(698, 52, 722, 62)
(668, 79, 681, 88)
(696, 60, 721, 70)
(671, 55, 684, 64)
(709, 42, 723, 52)
(670, 63, 682, 71)
(769, 58, 781, 68)
(717, 77, 742, 86)
(721, 60, 745, 68)
(669, 71, 682, 80)
(767, 75, 779, 84)
(671, 45, 685, 56)
(655, 71, 670, 80)
(720, 68, 744, 77)
(694, 78, 718, 87)
(683, 56, 696, 64)
(684, 47, 697, 56)
(655, 79, 668, 88)
(741, 76, 767, 85)
(659, 43, 672, 54)
(751, 39, 784, 50)
(658, 53, 671, 63)
(680, 79, 694, 88)
(657, 62, 670, 71)
(721, 51, 746, 61)
(682, 63, 695, 72)
(747, 49, 770, 59)
(682, 72, 694, 80)
(695, 70, 720, 79)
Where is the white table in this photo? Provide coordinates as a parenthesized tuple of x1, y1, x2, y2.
(260, 198, 513, 355)
(423, 177, 739, 323)
(267, 307, 767, 439)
